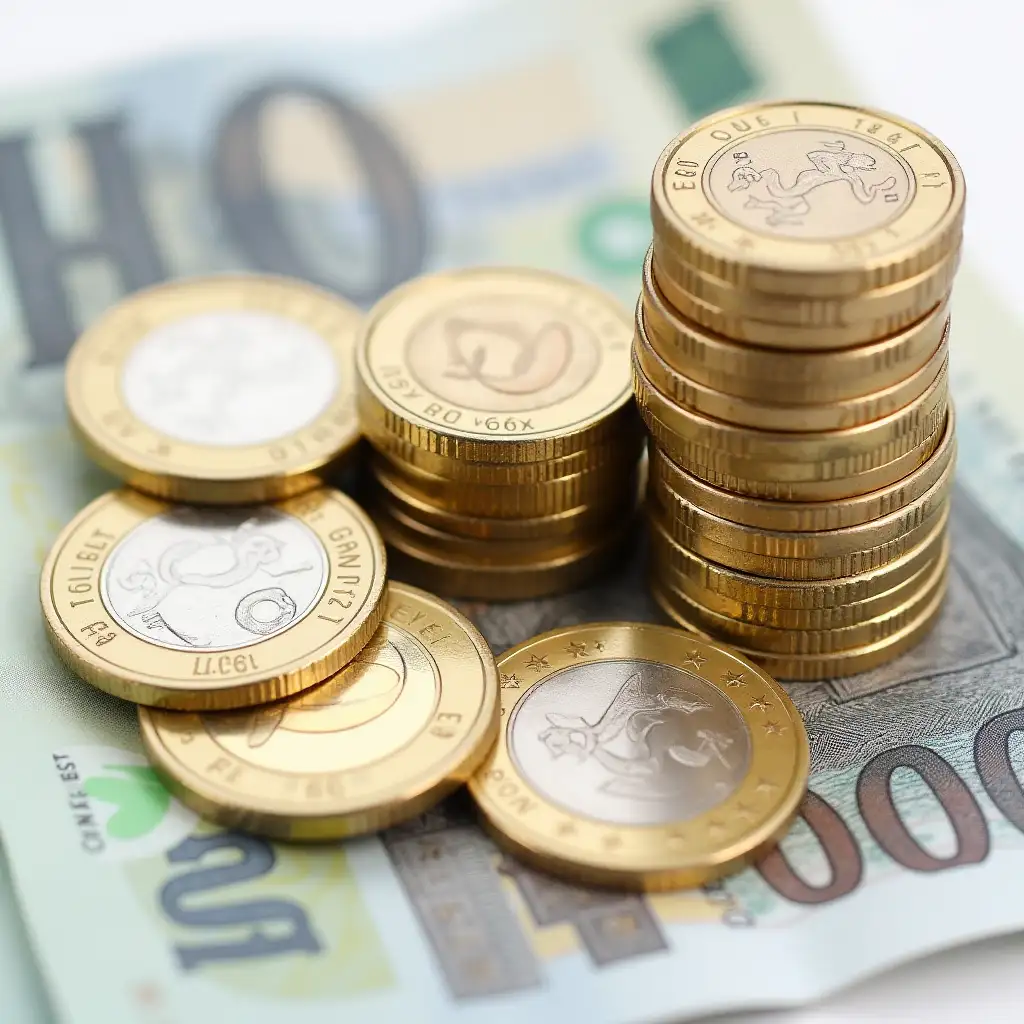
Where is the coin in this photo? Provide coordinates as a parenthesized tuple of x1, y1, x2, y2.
(653, 450, 953, 571)
(635, 305, 949, 432)
(656, 550, 947, 654)
(652, 241, 958, 347)
(139, 583, 499, 839)
(40, 487, 387, 709)
(650, 101, 965, 297)
(356, 267, 635, 464)
(652, 575, 947, 681)
(65, 275, 363, 504)
(648, 416, 956, 532)
(648, 507, 948, 609)
(467, 622, 809, 890)
(640, 254, 951, 405)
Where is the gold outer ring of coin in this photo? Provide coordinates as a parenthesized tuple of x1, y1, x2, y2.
(634, 351, 947, 465)
(371, 452, 644, 519)
(65, 275, 363, 504)
(653, 448, 954, 566)
(635, 312, 949, 433)
(367, 460, 630, 542)
(650, 100, 965, 296)
(647, 507, 948, 609)
(355, 266, 635, 464)
(468, 621, 809, 890)
(648, 413, 955, 532)
(376, 502, 635, 601)
(40, 487, 388, 710)
(360, 410, 644, 484)
(652, 239, 959, 347)
(659, 533, 948, 631)
(657, 552, 947, 655)
(139, 582, 499, 840)
(640, 254, 951, 405)
(653, 575, 948, 681)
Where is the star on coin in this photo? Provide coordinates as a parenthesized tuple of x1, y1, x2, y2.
(500, 673, 521, 689)
(763, 720, 787, 737)
(706, 819, 727, 839)
(755, 777, 779, 795)
(666, 830, 689, 850)
(566, 641, 589, 658)
(525, 654, 550, 672)
(734, 802, 756, 822)
(683, 650, 707, 670)
(593, 641, 606, 652)
(748, 696, 773, 712)
(556, 821, 577, 837)
(722, 670, 746, 687)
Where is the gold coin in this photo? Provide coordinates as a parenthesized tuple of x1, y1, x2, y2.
(368, 460, 627, 542)
(656, 551, 947, 655)
(40, 487, 387, 710)
(356, 266, 634, 464)
(653, 575, 947, 681)
(635, 304, 949, 432)
(66, 276, 362, 504)
(652, 240, 959, 347)
(647, 507, 948, 609)
(468, 622, 809, 890)
(658, 534, 948, 630)
(376, 500, 633, 601)
(371, 451, 642, 519)
(641, 253, 950, 405)
(648, 416, 955, 532)
(653, 452, 953, 572)
(139, 583, 499, 840)
(650, 101, 965, 297)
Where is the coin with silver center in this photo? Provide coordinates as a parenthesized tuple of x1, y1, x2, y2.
(469, 622, 808, 890)
(40, 487, 387, 710)
(139, 583, 499, 839)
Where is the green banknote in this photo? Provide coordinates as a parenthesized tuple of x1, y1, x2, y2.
(2, 0, 1024, 1021)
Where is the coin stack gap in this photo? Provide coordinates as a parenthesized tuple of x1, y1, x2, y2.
(355, 267, 645, 600)
(637, 101, 963, 679)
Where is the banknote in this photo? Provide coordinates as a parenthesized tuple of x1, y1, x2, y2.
(2, 0, 1024, 1021)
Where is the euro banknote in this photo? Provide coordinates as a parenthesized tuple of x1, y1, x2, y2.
(2, 0, 1024, 1022)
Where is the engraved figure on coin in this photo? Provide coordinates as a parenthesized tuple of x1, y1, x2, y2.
(727, 140, 897, 227)
(538, 671, 734, 799)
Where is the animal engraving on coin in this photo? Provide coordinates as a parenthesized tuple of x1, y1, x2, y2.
(509, 659, 751, 826)
(404, 297, 601, 412)
(202, 623, 441, 774)
(120, 310, 339, 447)
(100, 508, 329, 652)
(705, 129, 913, 240)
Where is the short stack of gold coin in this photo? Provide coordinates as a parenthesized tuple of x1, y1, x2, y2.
(356, 266, 645, 600)
(636, 101, 964, 679)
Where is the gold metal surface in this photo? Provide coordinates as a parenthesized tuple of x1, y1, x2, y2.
(139, 583, 499, 839)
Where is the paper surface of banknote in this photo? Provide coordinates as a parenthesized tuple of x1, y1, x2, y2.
(3, 1, 1024, 1022)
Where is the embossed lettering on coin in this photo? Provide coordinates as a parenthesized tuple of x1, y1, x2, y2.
(120, 311, 339, 446)
(196, 623, 440, 774)
(705, 129, 913, 240)
(508, 658, 751, 826)
(403, 297, 601, 412)
(100, 508, 329, 652)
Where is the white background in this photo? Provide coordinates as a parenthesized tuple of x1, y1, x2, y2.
(0, 1, 1021, 1021)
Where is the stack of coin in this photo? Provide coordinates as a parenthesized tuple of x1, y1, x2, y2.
(355, 267, 645, 600)
(636, 101, 964, 679)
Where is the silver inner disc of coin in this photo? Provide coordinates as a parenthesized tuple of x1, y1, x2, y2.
(119, 310, 339, 447)
(100, 507, 329, 652)
(704, 127, 915, 241)
(509, 658, 751, 826)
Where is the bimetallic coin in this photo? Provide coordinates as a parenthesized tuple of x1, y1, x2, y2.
(66, 276, 363, 504)
(651, 101, 965, 296)
(640, 255, 951, 405)
(468, 622, 809, 890)
(649, 417, 956, 532)
(140, 583, 499, 839)
(356, 267, 635, 464)
(40, 488, 387, 709)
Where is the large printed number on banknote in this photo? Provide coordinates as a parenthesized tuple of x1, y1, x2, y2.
(0, 82, 428, 368)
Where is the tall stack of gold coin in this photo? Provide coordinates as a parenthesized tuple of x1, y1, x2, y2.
(356, 267, 644, 600)
(636, 101, 964, 680)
